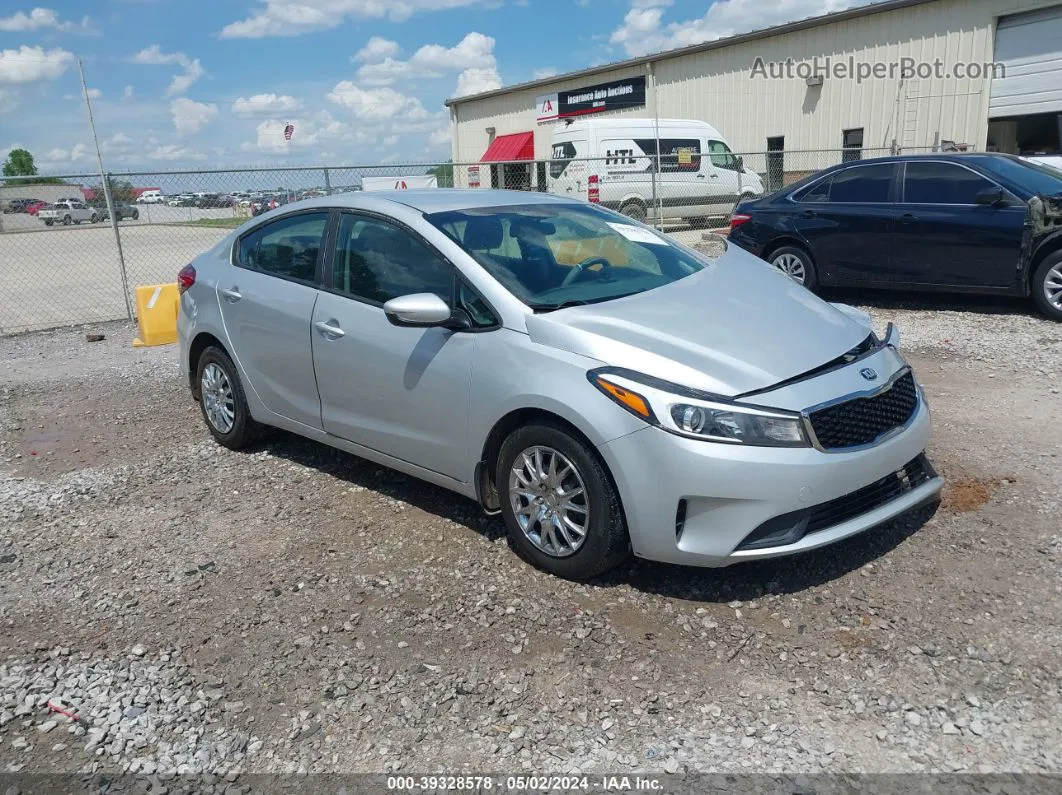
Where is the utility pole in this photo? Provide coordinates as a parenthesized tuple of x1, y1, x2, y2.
(79, 57, 132, 321)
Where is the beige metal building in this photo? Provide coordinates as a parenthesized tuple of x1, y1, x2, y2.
(446, 0, 1062, 189)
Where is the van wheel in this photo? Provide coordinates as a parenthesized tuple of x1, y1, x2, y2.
(619, 201, 647, 223)
(497, 422, 630, 581)
(768, 245, 818, 289)
(1032, 250, 1062, 322)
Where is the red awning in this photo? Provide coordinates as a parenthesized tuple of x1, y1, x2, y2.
(480, 132, 534, 162)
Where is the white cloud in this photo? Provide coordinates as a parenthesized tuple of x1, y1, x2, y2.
(145, 144, 206, 162)
(131, 45, 205, 96)
(429, 125, 450, 148)
(220, 0, 487, 38)
(356, 36, 399, 63)
(244, 111, 353, 154)
(0, 45, 75, 83)
(455, 66, 500, 97)
(122, 85, 134, 100)
(0, 8, 95, 34)
(170, 97, 218, 135)
(86, 87, 101, 100)
(357, 32, 496, 86)
(103, 132, 135, 152)
(327, 82, 430, 120)
(610, 0, 869, 57)
(532, 67, 557, 80)
(231, 93, 302, 114)
(43, 142, 87, 162)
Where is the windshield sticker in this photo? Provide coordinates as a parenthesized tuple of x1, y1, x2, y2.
(607, 222, 668, 245)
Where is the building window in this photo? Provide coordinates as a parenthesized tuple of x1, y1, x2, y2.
(842, 128, 864, 162)
(766, 136, 785, 191)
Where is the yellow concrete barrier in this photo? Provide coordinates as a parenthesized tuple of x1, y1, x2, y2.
(132, 283, 179, 347)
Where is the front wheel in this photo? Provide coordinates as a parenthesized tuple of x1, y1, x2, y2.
(132, 210, 139, 220)
(62, 215, 72, 226)
(90, 213, 99, 224)
(195, 346, 261, 450)
(44, 220, 54, 226)
(768, 245, 818, 289)
(497, 422, 630, 581)
(1032, 250, 1062, 322)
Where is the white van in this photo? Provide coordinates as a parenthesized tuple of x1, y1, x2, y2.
(547, 118, 764, 223)
(135, 189, 165, 204)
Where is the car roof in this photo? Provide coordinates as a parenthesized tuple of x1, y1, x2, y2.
(824, 151, 1029, 168)
(293, 188, 577, 215)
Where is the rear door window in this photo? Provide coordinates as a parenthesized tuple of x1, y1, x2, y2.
(826, 163, 895, 203)
(549, 141, 579, 178)
(236, 211, 329, 284)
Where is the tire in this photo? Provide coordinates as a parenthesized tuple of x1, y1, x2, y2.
(132, 210, 139, 221)
(62, 215, 71, 226)
(619, 201, 648, 223)
(45, 220, 53, 226)
(195, 346, 261, 450)
(90, 213, 99, 224)
(1031, 249, 1062, 322)
(496, 421, 630, 581)
(767, 244, 818, 289)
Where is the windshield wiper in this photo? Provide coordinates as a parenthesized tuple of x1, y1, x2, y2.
(530, 293, 643, 312)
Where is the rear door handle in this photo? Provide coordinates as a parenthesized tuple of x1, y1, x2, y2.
(696, 173, 706, 179)
(710, 173, 719, 179)
(219, 287, 242, 302)
(802, 210, 817, 219)
(314, 320, 345, 339)
(899, 213, 917, 225)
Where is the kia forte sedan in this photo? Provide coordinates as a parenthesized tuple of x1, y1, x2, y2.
(177, 190, 942, 580)
(729, 153, 1062, 321)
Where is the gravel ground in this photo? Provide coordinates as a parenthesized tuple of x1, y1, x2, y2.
(1, 290, 1061, 789)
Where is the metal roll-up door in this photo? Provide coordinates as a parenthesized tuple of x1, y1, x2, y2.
(989, 6, 1062, 118)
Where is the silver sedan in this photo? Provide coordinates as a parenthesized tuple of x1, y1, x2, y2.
(177, 189, 942, 580)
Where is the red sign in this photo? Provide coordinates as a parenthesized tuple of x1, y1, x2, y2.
(468, 165, 481, 188)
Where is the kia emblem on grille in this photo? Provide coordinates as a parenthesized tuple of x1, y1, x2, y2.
(860, 367, 878, 381)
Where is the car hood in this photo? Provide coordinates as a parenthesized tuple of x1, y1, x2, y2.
(524, 244, 872, 397)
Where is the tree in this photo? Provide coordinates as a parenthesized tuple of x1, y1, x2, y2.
(88, 177, 136, 204)
(426, 160, 454, 188)
(2, 148, 65, 185)
(3, 148, 36, 178)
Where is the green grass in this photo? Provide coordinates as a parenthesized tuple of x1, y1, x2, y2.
(177, 217, 246, 228)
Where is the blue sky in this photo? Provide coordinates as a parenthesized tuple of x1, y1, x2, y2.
(0, 0, 865, 172)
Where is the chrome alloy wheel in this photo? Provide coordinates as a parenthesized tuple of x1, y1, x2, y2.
(509, 446, 590, 558)
(772, 252, 807, 284)
(201, 362, 235, 434)
(1044, 261, 1062, 311)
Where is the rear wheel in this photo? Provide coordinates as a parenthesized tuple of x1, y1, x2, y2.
(195, 346, 261, 450)
(90, 213, 99, 224)
(497, 422, 630, 581)
(62, 215, 71, 226)
(44, 220, 54, 226)
(619, 201, 647, 223)
(768, 244, 818, 289)
(132, 210, 139, 220)
(1031, 250, 1062, 322)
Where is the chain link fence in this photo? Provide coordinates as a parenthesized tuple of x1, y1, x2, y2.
(0, 145, 960, 335)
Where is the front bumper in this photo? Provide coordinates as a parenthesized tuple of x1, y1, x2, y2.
(597, 394, 939, 568)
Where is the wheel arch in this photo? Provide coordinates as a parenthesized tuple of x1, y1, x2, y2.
(1029, 232, 1062, 288)
(187, 331, 229, 398)
(762, 236, 814, 263)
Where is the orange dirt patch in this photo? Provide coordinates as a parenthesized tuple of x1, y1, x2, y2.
(941, 477, 995, 513)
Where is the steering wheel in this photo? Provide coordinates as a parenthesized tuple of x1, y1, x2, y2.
(560, 256, 613, 288)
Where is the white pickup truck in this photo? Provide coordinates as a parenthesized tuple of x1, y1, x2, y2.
(38, 198, 99, 226)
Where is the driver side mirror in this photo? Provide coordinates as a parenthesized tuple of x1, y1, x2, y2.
(383, 293, 470, 330)
(975, 186, 1005, 206)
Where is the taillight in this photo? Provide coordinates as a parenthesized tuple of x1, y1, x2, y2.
(587, 174, 600, 203)
(177, 264, 196, 294)
(729, 213, 752, 231)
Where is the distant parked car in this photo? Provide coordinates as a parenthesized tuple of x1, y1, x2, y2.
(729, 153, 1062, 321)
(195, 193, 233, 209)
(168, 194, 196, 207)
(3, 197, 42, 213)
(96, 202, 140, 221)
(24, 200, 46, 216)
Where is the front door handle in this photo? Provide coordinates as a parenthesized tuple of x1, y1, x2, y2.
(899, 213, 918, 225)
(314, 320, 345, 339)
(696, 173, 706, 179)
(802, 209, 817, 219)
(710, 173, 719, 179)
(219, 287, 242, 302)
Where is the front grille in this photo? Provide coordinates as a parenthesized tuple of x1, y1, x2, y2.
(808, 371, 918, 450)
(736, 454, 935, 551)
(804, 454, 934, 534)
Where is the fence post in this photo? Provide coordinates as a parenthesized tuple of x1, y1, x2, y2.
(323, 167, 332, 195)
(104, 173, 134, 321)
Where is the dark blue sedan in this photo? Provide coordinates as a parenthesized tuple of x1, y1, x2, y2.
(728, 153, 1062, 321)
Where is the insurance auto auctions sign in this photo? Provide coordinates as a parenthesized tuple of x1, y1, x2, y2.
(536, 76, 646, 123)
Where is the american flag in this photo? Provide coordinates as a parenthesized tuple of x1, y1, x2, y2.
(283, 122, 295, 141)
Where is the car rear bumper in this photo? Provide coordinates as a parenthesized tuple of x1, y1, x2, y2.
(596, 397, 938, 567)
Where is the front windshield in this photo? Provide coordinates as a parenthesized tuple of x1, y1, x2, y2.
(424, 203, 709, 309)
(977, 156, 1062, 196)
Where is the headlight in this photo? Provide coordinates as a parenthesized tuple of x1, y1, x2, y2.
(589, 368, 810, 447)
